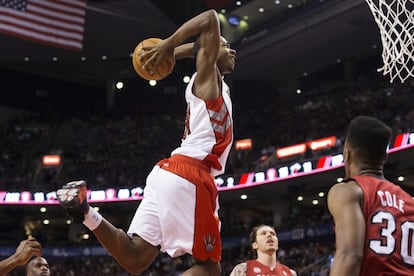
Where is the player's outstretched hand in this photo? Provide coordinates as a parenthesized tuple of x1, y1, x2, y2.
(56, 180, 89, 223)
(14, 237, 42, 265)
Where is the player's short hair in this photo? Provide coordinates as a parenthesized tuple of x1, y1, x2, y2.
(346, 116, 392, 163)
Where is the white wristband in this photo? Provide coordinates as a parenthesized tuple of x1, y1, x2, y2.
(83, 206, 102, 231)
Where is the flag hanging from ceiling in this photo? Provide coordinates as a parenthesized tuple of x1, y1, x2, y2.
(0, 0, 86, 51)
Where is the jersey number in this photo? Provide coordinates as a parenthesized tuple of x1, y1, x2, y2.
(369, 211, 414, 265)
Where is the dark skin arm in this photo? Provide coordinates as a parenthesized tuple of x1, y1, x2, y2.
(174, 42, 195, 59)
(0, 238, 42, 275)
(141, 9, 221, 100)
(327, 181, 365, 275)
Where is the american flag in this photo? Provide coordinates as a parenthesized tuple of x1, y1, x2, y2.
(0, 0, 86, 51)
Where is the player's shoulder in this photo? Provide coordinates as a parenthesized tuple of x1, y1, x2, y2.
(328, 180, 362, 204)
(230, 262, 247, 276)
(329, 179, 360, 193)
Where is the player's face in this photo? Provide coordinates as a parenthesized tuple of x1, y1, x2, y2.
(252, 225, 278, 254)
(27, 257, 50, 276)
(217, 37, 236, 74)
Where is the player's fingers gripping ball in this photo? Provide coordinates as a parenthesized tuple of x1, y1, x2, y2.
(57, 180, 89, 223)
(132, 37, 174, 81)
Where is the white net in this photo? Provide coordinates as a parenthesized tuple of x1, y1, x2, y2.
(365, 0, 414, 83)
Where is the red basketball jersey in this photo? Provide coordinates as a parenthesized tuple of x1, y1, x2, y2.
(353, 175, 414, 275)
(246, 260, 292, 276)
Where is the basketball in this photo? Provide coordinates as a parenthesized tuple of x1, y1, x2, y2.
(132, 38, 173, 81)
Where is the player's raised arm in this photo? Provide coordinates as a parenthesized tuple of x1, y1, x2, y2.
(140, 10, 221, 100)
(0, 237, 42, 275)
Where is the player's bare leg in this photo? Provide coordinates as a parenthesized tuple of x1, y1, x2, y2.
(182, 259, 221, 276)
(57, 180, 160, 274)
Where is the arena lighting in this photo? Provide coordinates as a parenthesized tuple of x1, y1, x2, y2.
(183, 75, 190, 83)
(228, 15, 241, 26)
(42, 155, 61, 166)
(276, 136, 338, 158)
(115, 81, 124, 90)
(235, 138, 253, 150)
(308, 136, 336, 151)
(1, 133, 413, 205)
(276, 143, 306, 158)
(0, 187, 144, 205)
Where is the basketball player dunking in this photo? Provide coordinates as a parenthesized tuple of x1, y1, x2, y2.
(56, 9, 236, 276)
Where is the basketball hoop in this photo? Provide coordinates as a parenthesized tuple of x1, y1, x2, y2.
(364, 0, 414, 83)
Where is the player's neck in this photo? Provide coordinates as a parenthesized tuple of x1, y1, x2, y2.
(351, 162, 384, 179)
(257, 252, 277, 270)
(355, 168, 384, 178)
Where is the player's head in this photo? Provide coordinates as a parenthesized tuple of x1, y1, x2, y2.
(250, 224, 278, 257)
(193, 36, 236, 75)
(217, 36, 236, 74)
(26, 257, 50, 276)
(344, 116, 392, 176)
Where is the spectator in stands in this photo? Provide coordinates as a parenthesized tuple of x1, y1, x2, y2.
(230, 224, 297, 276)
(0, 237, 42, 275)
(26, 256, 50, 276)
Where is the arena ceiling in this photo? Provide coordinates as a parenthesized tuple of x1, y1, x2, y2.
(0, 0, 382, 90)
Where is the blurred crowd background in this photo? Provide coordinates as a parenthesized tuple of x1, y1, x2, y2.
(1, 52, 414, 275)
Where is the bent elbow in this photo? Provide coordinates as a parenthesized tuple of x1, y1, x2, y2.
(206, 9, 218, 20)
(204, 9, 219, 27)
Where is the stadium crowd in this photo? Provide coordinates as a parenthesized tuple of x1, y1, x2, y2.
(1, 71, 413, 192)
(1, 67, 414, 275)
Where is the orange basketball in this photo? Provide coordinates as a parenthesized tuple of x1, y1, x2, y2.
(132, 38, 173, 81)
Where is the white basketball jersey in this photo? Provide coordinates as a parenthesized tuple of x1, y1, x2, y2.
(171, 73, 233, 176)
